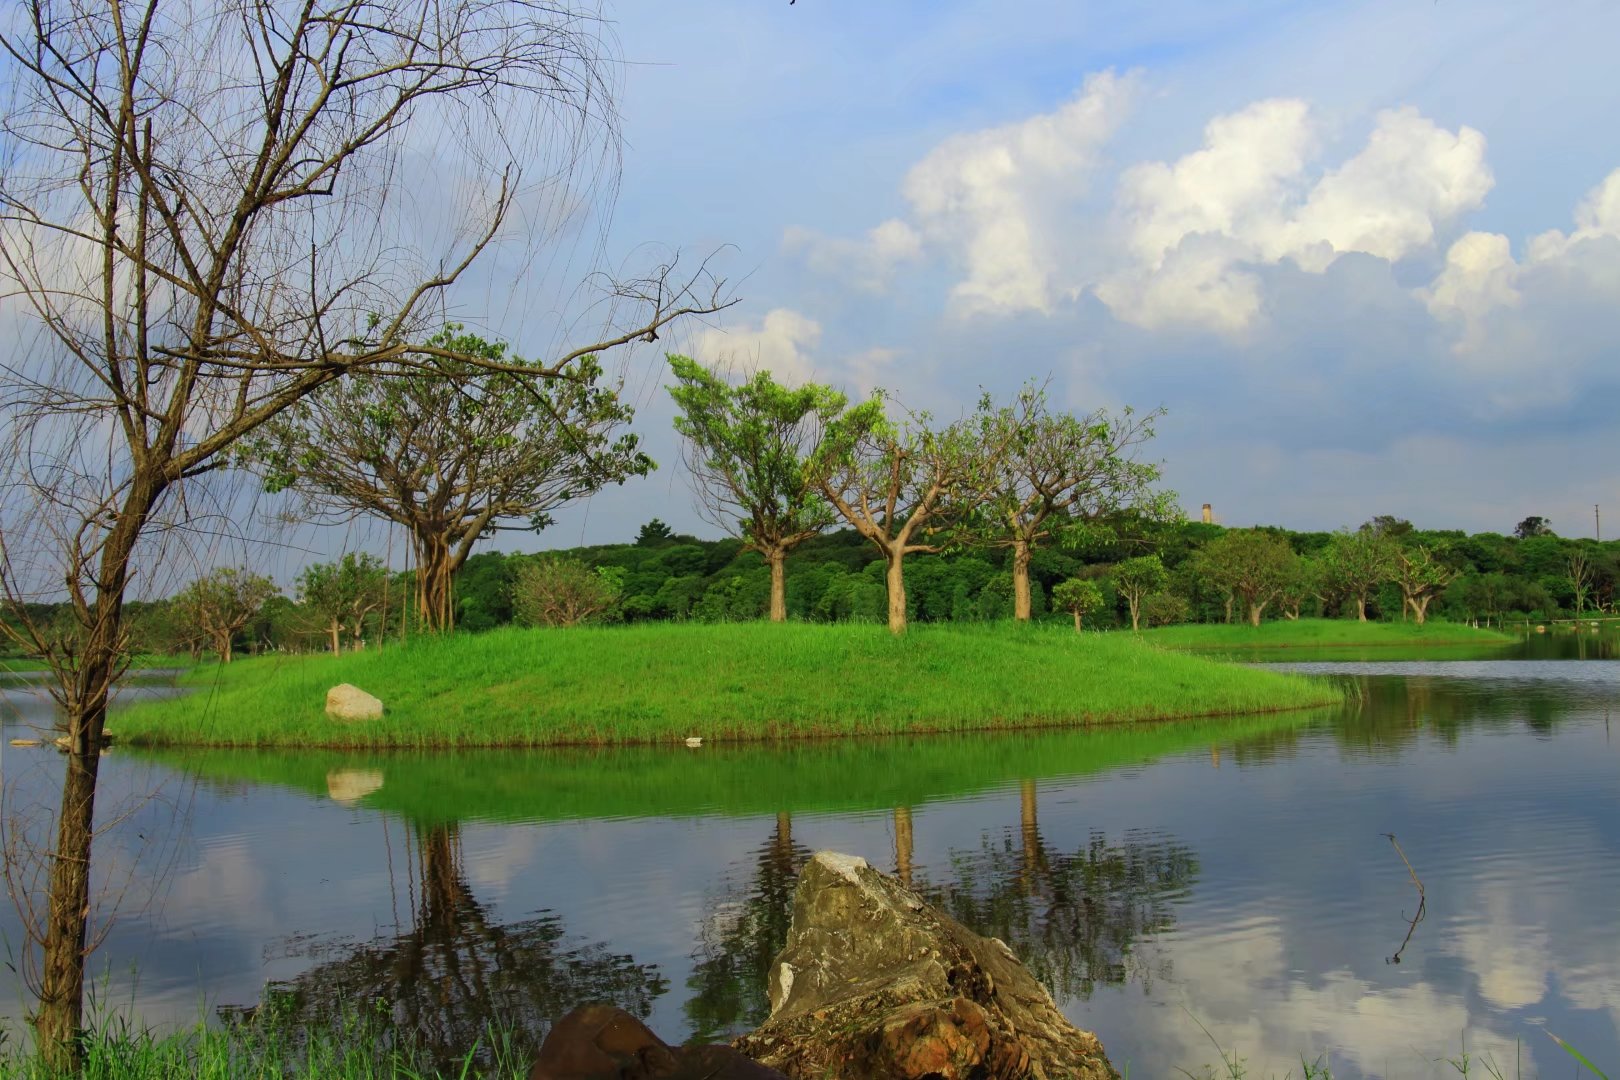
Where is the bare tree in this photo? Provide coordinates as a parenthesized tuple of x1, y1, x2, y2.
(1566, 547, 1594, 618)
(0, 0, 728, 1064)
(248, 328, 652, 631)
(172, 567, 278, 663)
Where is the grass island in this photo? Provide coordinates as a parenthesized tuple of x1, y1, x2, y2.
(111, 622, 1342, 749)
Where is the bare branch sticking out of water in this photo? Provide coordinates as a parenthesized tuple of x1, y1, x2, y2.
(1382, 832, 1426, 965)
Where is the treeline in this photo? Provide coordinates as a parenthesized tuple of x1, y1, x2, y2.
(13, 515, 1611, 663)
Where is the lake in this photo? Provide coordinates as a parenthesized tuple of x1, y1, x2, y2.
(1, 633, 1616, 1078)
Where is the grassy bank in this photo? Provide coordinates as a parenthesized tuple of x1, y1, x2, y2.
(1140, 618, 1517, 651)
(112, 622, 1340, 749)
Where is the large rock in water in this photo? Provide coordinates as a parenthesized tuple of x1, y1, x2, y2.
(529, 1004, 785, 1080)
(732, 851, 1118, 1080)
(325, 683, 383, 721)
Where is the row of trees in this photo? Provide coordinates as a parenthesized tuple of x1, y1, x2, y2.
(669, 359, 1170, 634)
(70, 513, 1615, 665)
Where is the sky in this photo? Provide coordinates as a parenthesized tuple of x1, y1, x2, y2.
(9, 0, 1619, 588)
(479, 0, 1620, 554)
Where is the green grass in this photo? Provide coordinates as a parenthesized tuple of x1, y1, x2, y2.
(136, 710, 1325, 824)
(1139, 618, 1517, 651)
(0, 1009, 531, 1079)
(111, 622, 1341, 749)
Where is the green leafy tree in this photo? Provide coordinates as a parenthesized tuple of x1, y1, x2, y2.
(968, 387, 1170, 621)
(635, 519, 675, 546)
(247, 328, 652, 632)
(1322, 527, 1396, 621)
(1141, 591, 1191, 627)
(1199, 530, 1297, 627)
(1514, 516, 1554, 539)
(174, 569, 279, 664)
(667, 357, 846, 621)
(1278, 556, 1322, 620)
(512, 557, 623, 628)
(297, 554, 389, 654)
(1052, 578, 1105, 632)
(1113, 555, 1168, 631)
(1393, 546, 1458, 625)
(810, 395, 1004, 635)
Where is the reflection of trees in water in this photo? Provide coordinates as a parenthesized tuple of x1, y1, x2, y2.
(232, 822, 668, 1070)
(687, 789, 1198, 1037)
(1334, 675, 1579, 755)
(685, 812, 807, 1041)
(922, 781, 1197, 1002)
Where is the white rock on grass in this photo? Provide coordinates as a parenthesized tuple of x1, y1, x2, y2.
(325, 683, 383, 721)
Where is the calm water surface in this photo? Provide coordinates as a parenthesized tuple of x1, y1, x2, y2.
(1, 635, 1617, 1078)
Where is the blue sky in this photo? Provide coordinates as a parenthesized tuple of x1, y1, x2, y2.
(316, 0, 1620, 564)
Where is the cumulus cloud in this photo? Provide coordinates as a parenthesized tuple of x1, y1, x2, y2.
(901, 70, 1134, 314)
(786, 70, 1135, 315)
(688, 307, 896, 392)
(1096, 103, 1492, 332)
(689, 308, 824, 383)
(1422, 166, 1620, 407)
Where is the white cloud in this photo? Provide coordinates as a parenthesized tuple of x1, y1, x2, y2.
(688, 308, 898, 392)
(1096, 103, 1491, 332)
(786, 70, 1135, 315)
(781, 218, 923, 292)
(1422, 165, 1620, 406)
(902, 70, 1134, 315)
(690, 308, 824, 383)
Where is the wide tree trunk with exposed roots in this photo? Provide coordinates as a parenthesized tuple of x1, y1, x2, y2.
(414, 534, 458, 632)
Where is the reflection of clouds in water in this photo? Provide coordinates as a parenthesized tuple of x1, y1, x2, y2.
(1108, 914, 1518, 1078)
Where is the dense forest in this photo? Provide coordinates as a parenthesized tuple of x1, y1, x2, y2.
(10, 514, 1613, 662)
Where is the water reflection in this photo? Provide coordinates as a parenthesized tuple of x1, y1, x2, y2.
(922, 781, 1197, 1002)
(231, 822, 668, 1068)
(684, 813, 806, 1041)
(0, 656, 1615, 1079)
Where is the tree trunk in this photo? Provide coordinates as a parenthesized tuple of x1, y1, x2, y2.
(1355, 596, 1368, 622)
(1248, 601, 1265, 627)
(1127, 592, 1141, 631)
(1412, 596, 1431, 625)
(767, 548, 787, 623)
(1073, 611, 1081, 633)
(1011, 540, 1032, 622)
(36, 742, 103, 1071)
(1223, 594, 1234, 624)
(893, 806, 913, 887)
(416, 533, 455, 632)
(884, 551, 907, 635)
(34, 475, 159, 1070)
(329, 620, 341, 655)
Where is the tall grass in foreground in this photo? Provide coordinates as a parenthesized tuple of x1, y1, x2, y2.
(0, 1010, 532, 1079)
(113, 622, 1341, 749)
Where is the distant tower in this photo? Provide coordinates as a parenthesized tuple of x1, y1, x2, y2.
(1201, 503, 1213, 525)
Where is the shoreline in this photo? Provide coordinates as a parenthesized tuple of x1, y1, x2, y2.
(109, 622, 1342, 750)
